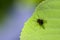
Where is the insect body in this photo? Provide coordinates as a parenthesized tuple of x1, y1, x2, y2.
(37, 19, 45, 29)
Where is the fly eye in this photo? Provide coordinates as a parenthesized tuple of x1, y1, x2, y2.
(37, 19, 44, 25)
(37, 19, 45, 29)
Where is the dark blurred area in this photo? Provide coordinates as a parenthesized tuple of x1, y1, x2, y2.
(0, 0, 14, 10)
(0, 0, 14, 25)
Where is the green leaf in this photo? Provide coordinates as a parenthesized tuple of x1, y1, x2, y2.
(20, 0, 60, 40)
